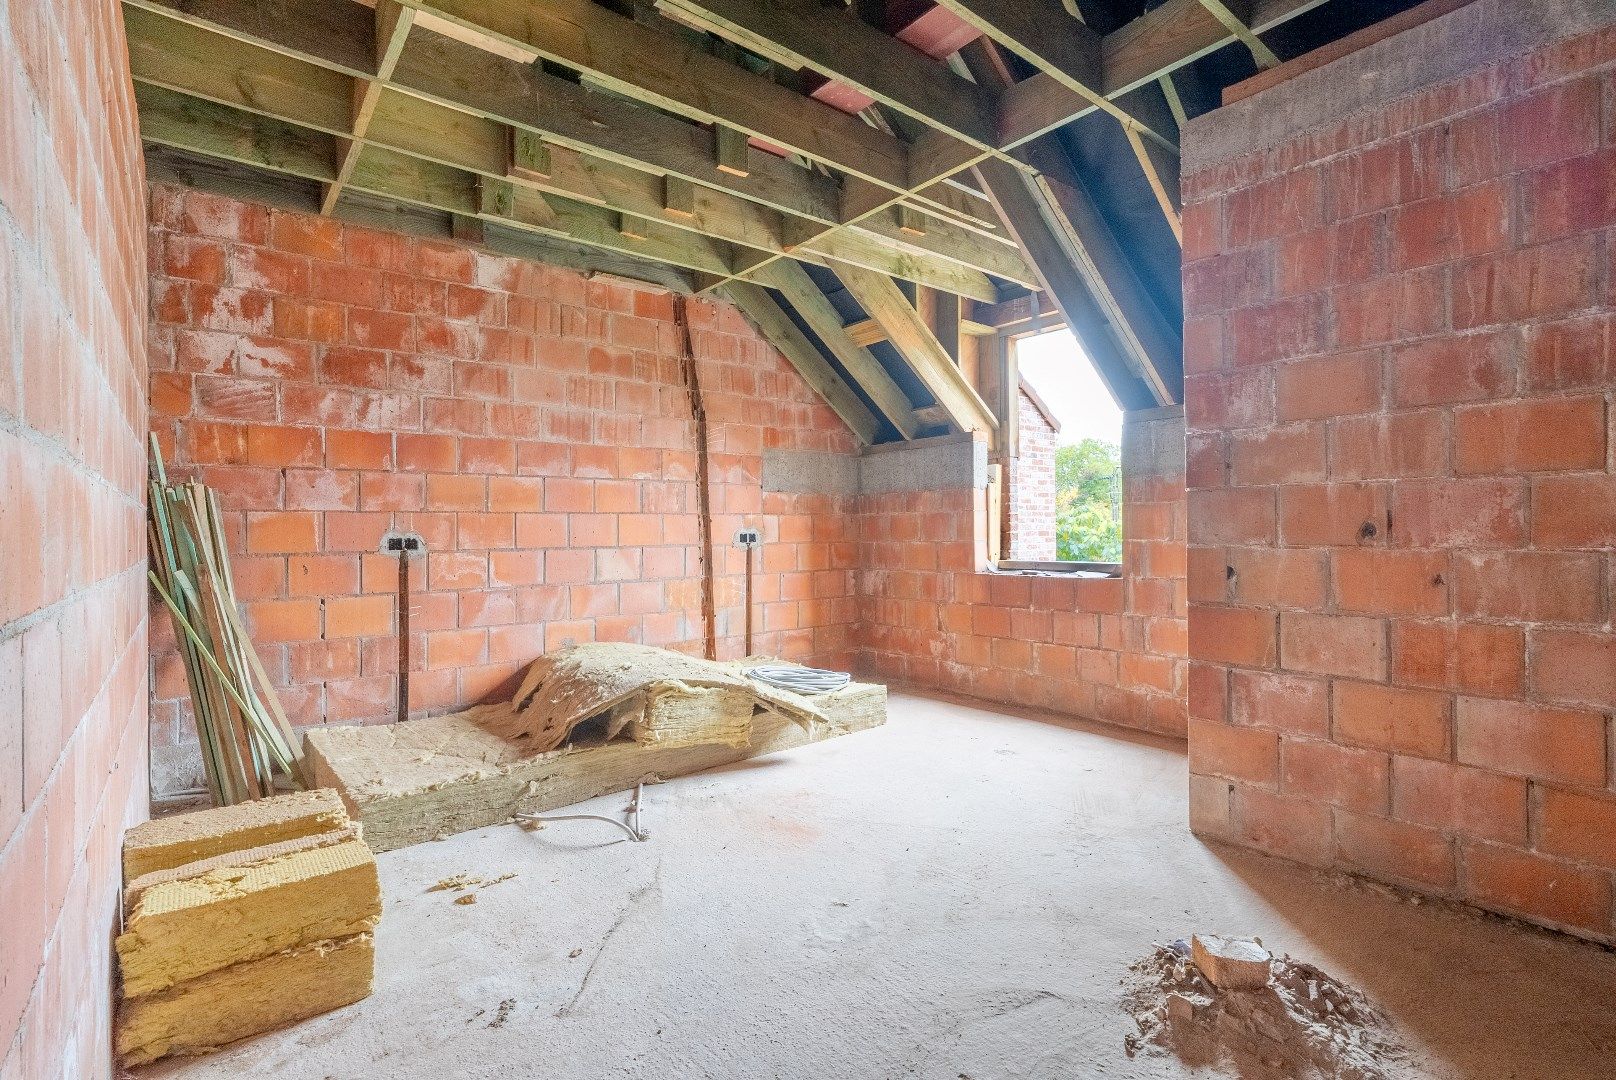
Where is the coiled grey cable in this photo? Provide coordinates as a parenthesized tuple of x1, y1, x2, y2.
(746, 664, 851, 694)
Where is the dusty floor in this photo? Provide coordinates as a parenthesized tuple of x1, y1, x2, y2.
(139, 692, 1616, 1079)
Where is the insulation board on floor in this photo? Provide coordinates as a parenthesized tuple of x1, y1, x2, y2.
(304, 681, 887, 852)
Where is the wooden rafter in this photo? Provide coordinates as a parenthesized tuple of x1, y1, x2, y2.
(322, 0, 414, 214)
(123, 0, 1031, 300)
(962, 43, 1179, 409)
(931, 0, 1177, 149)
(664, 0, 1001, 151)
(996, 0, 1331, 148)
(1196, 0, 1284, 69)
(832, 264, 997, 436)
(752, 261, 923, 440)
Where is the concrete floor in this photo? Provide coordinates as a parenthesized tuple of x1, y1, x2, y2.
(140, 692, 1616, 1080)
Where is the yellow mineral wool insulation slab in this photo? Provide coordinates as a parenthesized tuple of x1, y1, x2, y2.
(116, 933, 374, 1068)
(116, 837, 381, 996)
(122, 825, 361, 914)
(122, 788, 351, 880)
(628, 683, 755, 749)
(305, 679, 888, 852)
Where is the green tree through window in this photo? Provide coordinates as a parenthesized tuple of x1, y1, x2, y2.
(1054, 438, 1122, 563)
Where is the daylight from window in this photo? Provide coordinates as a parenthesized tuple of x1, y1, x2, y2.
(1017, 329, 1124, 563)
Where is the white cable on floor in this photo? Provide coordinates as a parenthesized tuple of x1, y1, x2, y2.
(746, 664, 851, 694)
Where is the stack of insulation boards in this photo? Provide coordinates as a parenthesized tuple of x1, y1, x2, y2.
(115, 789, 381, 1067)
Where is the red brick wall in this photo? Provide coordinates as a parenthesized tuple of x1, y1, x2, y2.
(858, 407, 1186, 739)
(1008, 387, 1058, 561)
(146, 184, 859, 791)
(1184, 14, 1616, 942)
(0, 1, 150, 1075)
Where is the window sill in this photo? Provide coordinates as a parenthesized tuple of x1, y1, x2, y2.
(995, 560, 1122, 578)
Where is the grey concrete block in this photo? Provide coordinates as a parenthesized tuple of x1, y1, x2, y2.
(1185, 0, 1616, 174)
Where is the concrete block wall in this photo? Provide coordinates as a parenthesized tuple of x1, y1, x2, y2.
(146, 184, 858, 792)
(858, 407, 1186, 739)
(1007, 387, 1058, 561)
(0, 0, 151, 1075)
(1183, 2, 1616, 943)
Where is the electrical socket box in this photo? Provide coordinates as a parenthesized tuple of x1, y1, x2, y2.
(380, 530, 426, 556)
(733, 527, 761, 549)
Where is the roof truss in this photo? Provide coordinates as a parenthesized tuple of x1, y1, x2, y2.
(125, 0, 1340, 439)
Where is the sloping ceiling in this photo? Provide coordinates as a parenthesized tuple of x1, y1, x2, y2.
(125, 0, 1428, 443)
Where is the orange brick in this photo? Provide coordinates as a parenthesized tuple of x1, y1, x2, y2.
(1463, 841, 1612, 937)
(1454, 551, 1604, 623)
(245, 511, 319, 554)
(1335, 810, 1455, 889)
(1455, 696, 1607, 786)
(1188, 605, 1276, 668)
(1188, 719, 1279, 785)
(1188, 774, 1235, 839)
(1280, 612, 1385, 680)
(1328, 411, 1448, 481)
(1228, 547, 1327, 610)
(1228, 669, 1328, 737)
(1274, 351, 1381, 420)
(1390, 331, 1515, 407)
(325, 429, 392, 471)
(1531, 629, 1616, 709)
(544, 477, 594, 513)
(1537, 787, 1616, 870)
(1532, 474, 1616, 548)
(1187, 488, 1275, 545)
(459, 513, 515, 549)
(1282, 738, 1389, 812)
(1391, 757, 1528, 845)
(287, 554, 359, 597)
(425, 473, 487, 511)
(1391, 620, 1524, 697)
(1454, 396, 1607, 474)
(1332, 680, 1450, 758)
(245, 424, 322, 468)
(1388, 478, 1525, 548)
(488, 476, 543, 512)
(326, 594, 395, 638)
(246, 599, 321, 642)
(1234, 785, 1333, 867)
(427, 628, 487, 669)
(1332, 548, 1449, 616)
(1279, 482, 1388, 546)
(1228, 423, 1326, 486)
(396, 433, 457, 472)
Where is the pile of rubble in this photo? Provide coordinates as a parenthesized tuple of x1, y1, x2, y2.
(1124, 934, 1414, 1080)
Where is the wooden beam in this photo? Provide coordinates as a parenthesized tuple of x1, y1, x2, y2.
(721, 282, 881, 446)
(1122, 122, 1183, 243)
(931, 0, 1176, 149)
(134, 82, 338, 181)
(962, 42, 1178, 407)
(845, 319, 886, 347)
(125, 7, 1027, 301)
(1196, 0, 1283, 69)
(393, 0, 913, 191)
(136, 80, 743, 278)
(832, 264, 997, 435)
(996, 0, 1330, 148)
(974, 157, 1160, 410)
(667, 0, 1000, 150)
(752, 261, 922, 440)
(322, 0, 415, 214)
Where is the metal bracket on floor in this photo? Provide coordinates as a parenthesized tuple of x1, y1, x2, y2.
(513, 782, 650, 842)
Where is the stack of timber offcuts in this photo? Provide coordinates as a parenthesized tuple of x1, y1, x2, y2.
(114, 789, 381, 1066)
